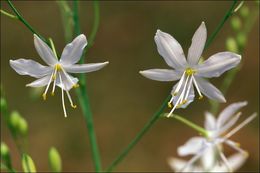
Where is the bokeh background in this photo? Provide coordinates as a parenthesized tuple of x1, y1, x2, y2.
(1, 1, 259, 172)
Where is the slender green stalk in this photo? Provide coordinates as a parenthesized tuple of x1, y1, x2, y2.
(6, 0, 48, 44)
(48, 38, 58, 59)
(0, 162, 16, 173)
(73, 1, 102, 172)
(0, 9, 18, 19)
(105, 1, 238, 172)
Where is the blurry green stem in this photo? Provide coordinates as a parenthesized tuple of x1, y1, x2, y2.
(0, 162, 16, 173)
(6, 0, 48, 45)
(0, 9, 18, 19)
(106, 1, 238, 172)
(48, 38, 58, 59)
(73, 1, 102, 172)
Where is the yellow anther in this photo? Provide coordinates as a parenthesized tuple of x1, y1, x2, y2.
(168, 102, 172, 108)
(173, 92, 177, 96)
(235, 142, 241, 147)
(51, 92, 55, 96)
(55, 64, 62, 71)
(52, 75, 56, 80)
(185, 68, 196, 76)
(182, 100, 187, 104)
(243, 151, 249, 157)
(71, 104, 77, 109)
(73, 84, 79, 88)
(199, 95, 204, 100)
(42, 93, 47, 100)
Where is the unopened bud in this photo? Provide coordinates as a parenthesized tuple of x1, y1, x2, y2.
(1, 142, 9, 158)
(226, 37, 238, 52)
(22, 154, 37, 173)
(18, 118, 28, 136)
(240, 6, 249, 18)
(9, 111, 22, 130)
(0, 97, 7, 113)
(236, 32, 247, 48)
(231, 16, 242, 31)
(48, 147, 62, 172)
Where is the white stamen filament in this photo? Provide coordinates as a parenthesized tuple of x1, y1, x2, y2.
(218, 147, 232, 172)
(58, 72, 68, 118)
(66, 90, 77, 108)
(60, 66, 78, 88)
(224, 140, 248, 156)
(173, 72, 186, 95)
(42, 71, 55, 100)
(179, 75, 190, 104)
(223, 113, 257, 139)
(183, 75, 193, 102)
(192, 75, 203, 99)
(51, 67, 58, 95)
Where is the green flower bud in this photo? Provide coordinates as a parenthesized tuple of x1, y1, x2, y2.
(231, 16, 242, 31)
(240, 6, 249, 18)
(48, 147, 62, 172)
(1, 142, 9, 158)
(236, 32, 247, 47)
(18, 118, 28, 136)
(9, 111, 22, 130)
(226, 37, 238, 52)
(22, 154, 37, 173)
(0, 97, 7, 113)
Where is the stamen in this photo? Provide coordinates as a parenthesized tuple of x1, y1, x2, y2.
(168, 96, 174, 108)
(42, 71, 54, 100)
(58, 72, 68, 118)
(60, 66, 78, 88)
(173, 72, 186, 95)
(191, 75, 203, 99)
(51, 74, 57, 96)
(66, 90, 77, 109)
(224, 140, 248, 156)
(183, 75, 193, 102)
(179, 75, 190, 104)
(217, 147, 232, 172)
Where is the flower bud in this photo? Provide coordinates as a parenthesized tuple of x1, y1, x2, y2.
(236, 32, 247, 48)
(240, 6, 249, 18)
(48, 147, 62, 172)
(0, 97, 7, 113)
(231, 16, 241, 31)
(18, 118, 28, 136)
(9, 111, 22, 130)
(1, 142, 9, 158)
(22, 154, 37, 173)
(226, 37, 238, 52)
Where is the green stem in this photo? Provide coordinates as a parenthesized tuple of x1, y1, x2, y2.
(0, 9, 18, 19)
(105, 1, 238, 172)
(73, 1, 102, 172)
(6, 0, 48, 44)
(0, 162, 16, 173)
(48, 38, 58, 59)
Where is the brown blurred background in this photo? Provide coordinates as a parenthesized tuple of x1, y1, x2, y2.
(1, 1, 259, 172)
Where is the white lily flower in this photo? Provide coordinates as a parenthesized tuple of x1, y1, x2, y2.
(169, 101, 257, 172)
(10, 34, 109, 117)
(140, 22, 241, 117)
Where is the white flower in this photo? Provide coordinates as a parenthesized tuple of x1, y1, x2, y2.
(10, 34, 109, 117)
(168, 102, 257, 172)
(140, 22, 241, 117)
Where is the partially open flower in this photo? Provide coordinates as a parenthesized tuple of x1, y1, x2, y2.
(10, 34, 109, 117)
(140, 22, 241, 117)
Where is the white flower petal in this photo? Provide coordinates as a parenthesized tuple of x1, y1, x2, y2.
(167, 157, 199, 172)
(215, 153, 247, 171)
(187, 22, 207, 65)
(56, 72, 79, 91)
(217, 101, 247, 128)
(10, 59, 52, 78)
(194, 77, 226, 102)
(34, 34, 58, 66)
(178, 137, 205, 156)
(201, 146, 216, 170)
(64, 61, 109, 73)
(216, 113, 241, 137)
(154, 30, 187, 69)
(26, 75, 51, 87)
(60, 34, 87, 65)
(139, 69, 181, 81)
(196, 52, 241, 78)
(204, 111, 216, 131)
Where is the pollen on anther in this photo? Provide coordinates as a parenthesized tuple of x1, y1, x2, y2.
(42, 93, 47, 100)
(51, 92, 55, 96)
(73, 84, 79, 88)
(168, 102, 172, 108)
(199, 95, 204, 100)
(71, 104, 77, 109)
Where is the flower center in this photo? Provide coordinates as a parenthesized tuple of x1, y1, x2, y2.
(185, 67, 196, 76)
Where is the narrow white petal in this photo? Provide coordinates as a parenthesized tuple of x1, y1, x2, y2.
(10, 59, 52, 78)
(154, 30, 187, 69)
(187, 22, 207, 65)
(63, 61, 109, 73)
(201, 146, 216, 170)
(34, 34, 58, 66)
(56, 72, 79, 91)
(167, 157, 199, 172)
(194, 77, 226, 102)
(178, 137, 205, 156)
(26, 75, 51, 87)
(204, 111, 217, 131)
(217, 101, 247, 128)
(139, 69, 181, 81)
(60, 34, 87, 65)
(196, 52, 241, 78)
